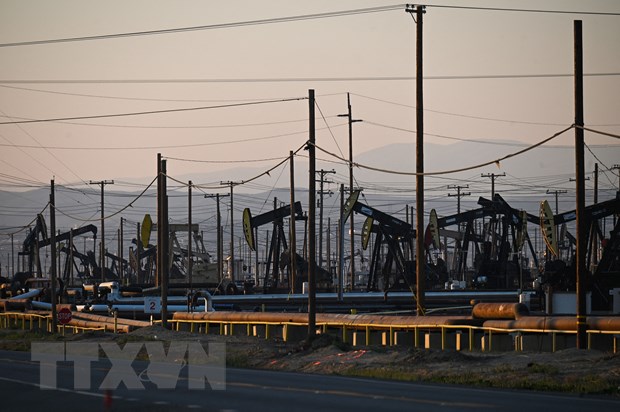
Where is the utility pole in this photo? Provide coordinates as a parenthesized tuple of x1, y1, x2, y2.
(205, 193, 230, 283)
(10, 233, 14, 279)
(308, 88, 317, 339)
(447, 185, 470, 215)
(289, 151, 297, 293)
(338, 184, 345, 301)
(50, 179, 58, 332)
(481, 173, 505, 198)
(156, 154, 169, 328)
(406, 4, 425, 315)
(119, 218, 124, 284)
(612, 164, 620, 192)
(448, 185, 470, 280)
(546, 189, 568, 215)
(88, 179, 114, 280)
(574, 20, 587, 349)
(136, 222, 142, 283)
(338, 93, 362, 289)
(608, 163, 620, 227)
(220, 181, 236, 281)
(316, 169, 335, 269)
(188, 180, 193, 301)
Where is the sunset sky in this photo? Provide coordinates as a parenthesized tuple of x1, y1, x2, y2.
(0, 1, 619, 264)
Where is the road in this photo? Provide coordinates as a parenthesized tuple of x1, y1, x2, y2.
(0, 349, 618, 411)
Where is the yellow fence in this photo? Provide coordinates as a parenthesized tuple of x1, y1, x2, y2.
(0, 312, 106, 335)
(2, 311, 618, 353)
(168, 318, 620, 353)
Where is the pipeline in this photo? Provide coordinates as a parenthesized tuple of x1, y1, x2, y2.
(0, 299, 31, 312)
(472, 302, 530, 320)
(484, 316, 620, 331)
(172, 311, 478, 327)
(72, 311, 151, 328)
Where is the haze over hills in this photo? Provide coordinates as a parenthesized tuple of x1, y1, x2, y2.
(112, 139, 618, 193)
(0, 140, 617, 265)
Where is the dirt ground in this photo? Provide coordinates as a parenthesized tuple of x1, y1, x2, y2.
(3, 325, 618, 396)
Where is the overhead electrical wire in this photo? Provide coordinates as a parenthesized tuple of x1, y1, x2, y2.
(0, 3, 616, 49)
(351, 93, 574, 127)
(312, 125, 574, 176)
(0, 113, 330, 130)
(0, 97, 306, 125)
(0, 5, 403, 48)
(2, 73, 619, 85)
(0, 125, 345, 151)
(54, 176, 157, 222)
(164, 155, 289, 164)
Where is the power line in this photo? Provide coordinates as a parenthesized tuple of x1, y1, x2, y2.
(311, 125, 574, 176)
(1, 3, 616, 49)
(0, 97, 306, 125)
(0, 5, 403, 48)
(430, 4, 620, 16)
(0, 125, 342, 151)
(1, 73, 619, 84)
(352, 93, 572, 126)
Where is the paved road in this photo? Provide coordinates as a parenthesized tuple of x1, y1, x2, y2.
(0, 349, 618, 411)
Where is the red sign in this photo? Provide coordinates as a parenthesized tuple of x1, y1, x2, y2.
(57, 307, 72, 325)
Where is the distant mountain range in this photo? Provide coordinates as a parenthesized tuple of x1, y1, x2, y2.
(1, 140, 617, 259)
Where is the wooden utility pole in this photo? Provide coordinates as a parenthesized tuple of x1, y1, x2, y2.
(205, 193, 230, 283)
(136, 222, 141, 282)
(481, 173, 505, 199)
(338, 184, 345, 301)
(156, 155, 169, 328)
(574, 20, 587, 349)
(546, 189, 567, 214)
(188, 181, 193, 301)
(316, 169, 335, 270)
(50, 179, 58, 332)
(308, 89, 317, 339)
(221, 181, 236, 281)
(338, 93, 362, 289)
(406, 4, 426, 315)
(289, 151, 297, 293)
(119, 218, 124, 283)
(88, 179, 114, 280)
(448, 185, 470, 215)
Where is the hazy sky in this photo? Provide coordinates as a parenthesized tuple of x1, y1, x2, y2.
(0, 0, 620, 274)
(0, 1, 619, 252)
(1, 0, 618, 184)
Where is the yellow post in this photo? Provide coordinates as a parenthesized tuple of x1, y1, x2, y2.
(389, 327, 394, 346)
(247, 323, 251, 336)
(265, 324, 270, 340)
(204, 322, 209, 334)
(441, 327, 446, 351)
(552, 332, 557, 353)
(488, 330, 493, 352)
(365, 326, 370, 346)
(283, 324, 289, 342)
(469, 327, 474, 351)
(190, 322, 195, 333)
(342, 325, 347, 344)
(414, 327, 419, 348)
